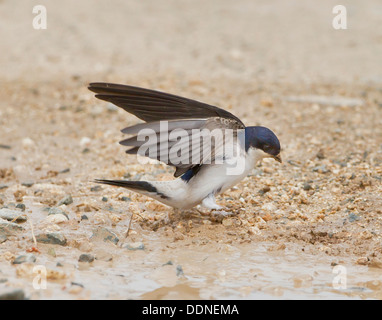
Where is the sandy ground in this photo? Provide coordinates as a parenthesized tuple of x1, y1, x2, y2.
(0, 0, 382, 299)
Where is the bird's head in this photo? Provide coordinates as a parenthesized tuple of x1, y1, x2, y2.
(245, 126, 282, 163)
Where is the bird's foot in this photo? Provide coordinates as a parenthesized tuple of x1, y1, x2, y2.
(195, 205, 233, 218)
(201, 194, 223, 210)
(208, 204, 224, 210)
(211, 209, 231, 215)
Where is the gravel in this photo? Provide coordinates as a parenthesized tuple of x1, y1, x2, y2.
(0, 0, 381, 300)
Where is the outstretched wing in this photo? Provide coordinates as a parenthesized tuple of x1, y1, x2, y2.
(89, 83, 245, 177)
(88, 82, 244, 124)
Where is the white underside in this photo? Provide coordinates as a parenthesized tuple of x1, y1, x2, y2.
(145, 147, 268, 210)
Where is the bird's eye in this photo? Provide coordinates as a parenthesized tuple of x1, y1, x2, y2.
(263, 144, 271, 151)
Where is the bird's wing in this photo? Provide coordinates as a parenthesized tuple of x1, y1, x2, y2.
(120, 117, 245, 177)
(89, 83, 245, 177)
(88, 82, 244, 124)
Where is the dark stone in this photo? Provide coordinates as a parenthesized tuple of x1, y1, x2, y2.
(258, 186, 270, 195)
(176, 265, 184, 277)
(36, 232, 67, 246)
(57, 195, 73, 206)
(302, 182, 313, 191)
(15, 204, 26, 211)
(21, 181, 34, 187)
(78, 254, 95, 263)
(316, 149, 325, 160)
(12, 254, 36, 265)
(71, 282, 84, 288)
(90, 185, 102, 192)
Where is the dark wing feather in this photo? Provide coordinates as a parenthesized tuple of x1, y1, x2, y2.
(88, 82, 244, 125)
(89, 82, 245, 178)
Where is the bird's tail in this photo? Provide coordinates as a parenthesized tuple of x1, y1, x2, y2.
(95, 179, 170, 201)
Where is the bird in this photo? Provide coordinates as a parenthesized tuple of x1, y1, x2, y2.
(88, 82, 281, 211)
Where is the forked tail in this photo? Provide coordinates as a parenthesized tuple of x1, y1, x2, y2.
(95, 179, 170, 200)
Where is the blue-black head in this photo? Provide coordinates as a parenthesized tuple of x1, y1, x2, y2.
(245, 126, 282, 162)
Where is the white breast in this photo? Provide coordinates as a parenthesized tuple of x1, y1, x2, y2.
(182, 147, 266, 207)
(149, 147, 266, 210)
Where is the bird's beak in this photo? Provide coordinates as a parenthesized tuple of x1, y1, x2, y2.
(273, 154, 282, 163)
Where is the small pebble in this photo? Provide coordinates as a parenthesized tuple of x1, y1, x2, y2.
(222, 218, 234, 227)
(57, 195, 73, 206)
(90, 185, 102, 192)
(47, 248, 56, 257)
(45, 214, 68, 224)
(78, 253, 95, 263)
(258, 186, 271, 195)
(21, 181, 34, 187)
(0, 220, 25, 233)
(348, 212, 360, 222)
(22, 137, 35, 148)
(12, 254, 36, 265)
(91, 227, 119, 245)
(302, 182, 313, 191)
(48, 207, 69, 220)
(15, 204, 26, 211)
(176, 265, 185, 277)
(36, 232, 67, 246)
(124, 242, 145, 251)
(71, 282, 84, 288)
(80, 137, 91, 147)
(312, 165, 330, 174)
(0, 208, 27, 223)
(316, 149, 325, 159)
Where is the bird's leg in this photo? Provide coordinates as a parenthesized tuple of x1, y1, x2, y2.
(201, 193, 223, 210)
(200, 193, 234, 219)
